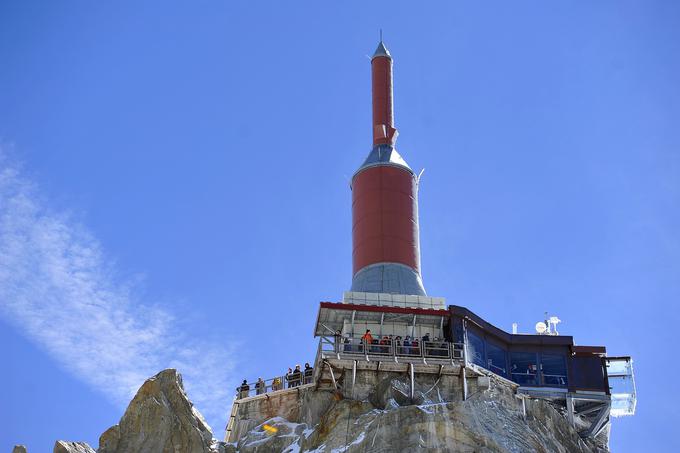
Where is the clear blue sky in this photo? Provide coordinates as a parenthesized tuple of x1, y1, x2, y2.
(1, 1, 678, 451)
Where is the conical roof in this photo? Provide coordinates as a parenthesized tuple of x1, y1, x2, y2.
(372, 41, 391, 59)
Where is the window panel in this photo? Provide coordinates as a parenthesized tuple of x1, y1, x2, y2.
(486, 343, 507, 377)
(510, 352, 539, 386)
(467, 331, 485, 367)
(541, 354, 568, 387)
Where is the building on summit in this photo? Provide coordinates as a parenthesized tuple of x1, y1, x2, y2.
(225, 40, 636, 446)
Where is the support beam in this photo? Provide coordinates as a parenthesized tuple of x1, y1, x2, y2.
(328, 364, 338, 390)
(460, 366, 468, 401)
(576, 402, 607, 416)
(350, 310, 356, 337)
(380, 312, 384, 336)
(409, 363, 415, 400)
(581, 403, 610, 438)
(352, 360, 357, 392)
(566, 395, 575, 427)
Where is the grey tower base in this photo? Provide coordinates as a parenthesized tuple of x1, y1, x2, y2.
(351, 262, 426, 296)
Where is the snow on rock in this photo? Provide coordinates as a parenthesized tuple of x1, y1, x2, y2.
(233, 375, 608, 452)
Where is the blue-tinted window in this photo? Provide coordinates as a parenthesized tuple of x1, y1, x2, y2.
(467, 331, 485, 367)
(541, 354, 568, 387)
(510, 352, 539, 386)
(486, 343, 507, 377)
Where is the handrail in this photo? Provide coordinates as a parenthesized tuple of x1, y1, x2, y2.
(235, 367, 314, 399)
(320, 334, 465, 361)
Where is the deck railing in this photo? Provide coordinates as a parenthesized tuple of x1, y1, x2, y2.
(235, 370, 314, 399)
(319, 335, 465, 362)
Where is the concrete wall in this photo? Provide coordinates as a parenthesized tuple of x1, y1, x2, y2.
(227, 385, 336, 442)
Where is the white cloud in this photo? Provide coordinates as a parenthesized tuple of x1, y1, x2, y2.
(0, 152, 236, 433)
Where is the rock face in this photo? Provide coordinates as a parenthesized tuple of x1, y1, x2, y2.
(52, 441, 96, 453)
(24, 368, 607, 452)
(232, 375, 607, 453)
(98, 369, 217, 453)
(11, 446, 27, 453)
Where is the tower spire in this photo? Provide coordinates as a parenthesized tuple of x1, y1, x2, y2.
(350, 41, 425, 296)
(371, 39, 396, 146)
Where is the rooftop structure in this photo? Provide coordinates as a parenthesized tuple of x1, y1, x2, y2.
(226, 40, 637, 446)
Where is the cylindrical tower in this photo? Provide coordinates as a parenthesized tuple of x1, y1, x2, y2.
(350, 41, 426, 296)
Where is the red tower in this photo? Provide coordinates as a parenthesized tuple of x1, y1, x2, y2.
(350, 41, 425, 296)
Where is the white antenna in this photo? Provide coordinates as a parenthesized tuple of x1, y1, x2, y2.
(549, 316, 561, 335)
(534, 313, 562, 335)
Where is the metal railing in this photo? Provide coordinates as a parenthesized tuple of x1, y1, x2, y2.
(320, 335, 465, 361)
(235, 369, 314, 399)
(510, 372, 568, 387)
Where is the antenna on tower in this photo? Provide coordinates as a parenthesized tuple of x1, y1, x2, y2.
(380, 29, 383, 41)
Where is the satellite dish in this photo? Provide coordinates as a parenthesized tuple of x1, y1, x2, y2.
(535, 322, 547, 334)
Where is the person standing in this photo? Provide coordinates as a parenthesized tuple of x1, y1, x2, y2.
(361, 329, 373, 353)
(272, 376, 282, 391)
(292, 365, 302, 387)
(238, 380, 250, 399)
(303, 362, 313, 384)
(255, 377, 266, 395)
(285, 367, 293, 388)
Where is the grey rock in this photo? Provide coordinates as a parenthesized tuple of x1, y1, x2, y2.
(52, 441, 95, 453)
(98, 369, 219, 453)
(233, 375, 605, 452)
(12, 446, 27, 453)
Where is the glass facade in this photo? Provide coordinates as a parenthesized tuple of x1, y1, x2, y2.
(510, 352, 539, 386)
(486, 342, 508, 377)
(607, 357, 637, 416)
(460, 322, 577, 389)
(467, 331, 486, 367)
(541, 354, 568, 387)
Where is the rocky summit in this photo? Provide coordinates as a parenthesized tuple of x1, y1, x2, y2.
(14, 368, 607, 452)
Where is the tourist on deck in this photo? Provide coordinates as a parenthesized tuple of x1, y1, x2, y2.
(422, 333, 430, 355)
(412, 338, 420, 356)
(343, 335, 352, 353)
(255, 377, 266, 395)
(285, 367, 293, 388)
(395, 336, 403, 355)
(403, 336, 412, 355)
(238, 380, 250, 399)
(371, 338, 379, 353)
(291, 365, 302, 387)
(379, 336, 390, 354)
(272, 376, 283, 391)
(304, 363, 313, 384)
(334, 330, 342, 353)
(361, 329, 373, 353)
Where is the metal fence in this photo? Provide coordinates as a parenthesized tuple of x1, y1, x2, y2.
(320, 335, 465, 361)
(235, 369, 314, 399)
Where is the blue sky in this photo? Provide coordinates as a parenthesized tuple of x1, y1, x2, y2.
(1, 1, 678, 451)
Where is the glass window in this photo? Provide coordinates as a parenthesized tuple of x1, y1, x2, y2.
(606, 357, 637, 416)
(486, 343, 507, 377)
(541, 354, 568, 387)
(467, 331, 485, 367)
(510, 352, 539, 386)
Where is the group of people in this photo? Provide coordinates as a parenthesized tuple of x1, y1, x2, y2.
(338, 329, 449, 357)
(285, 363, 314, 388)
(237, 363, 314, 399)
